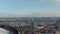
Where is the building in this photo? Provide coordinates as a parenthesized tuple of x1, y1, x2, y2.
(55, 31, 60, 34)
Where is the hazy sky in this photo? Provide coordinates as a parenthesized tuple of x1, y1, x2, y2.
(0, 0, 60, 17)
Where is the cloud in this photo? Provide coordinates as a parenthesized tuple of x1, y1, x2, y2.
(50, 0, 60, 5)
(50, 0, 60, 3)
(0, 12, 60, 17)
(0, 12, 33, 17)
(31, 12, 60, 17)
(40, 12, 60, 17)
(39, 0, 46, 3)
(55, 0, 60, 2)
(39, 0, 60, 5)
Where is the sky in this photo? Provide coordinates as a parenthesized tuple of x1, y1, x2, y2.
(0, 0, 60, 17)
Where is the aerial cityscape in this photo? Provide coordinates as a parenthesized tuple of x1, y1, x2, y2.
(0, 0, 60, 34)
(0, 17, 60, 34)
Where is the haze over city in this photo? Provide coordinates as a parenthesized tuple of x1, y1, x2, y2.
(0, 0, 60, 34)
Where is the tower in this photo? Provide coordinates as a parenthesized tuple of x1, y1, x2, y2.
(30, 21, 35, 29)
